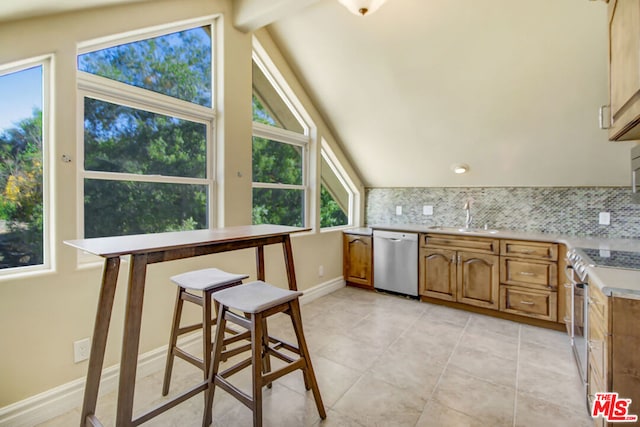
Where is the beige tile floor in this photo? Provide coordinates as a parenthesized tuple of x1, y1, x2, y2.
(37, 287, 593, 426)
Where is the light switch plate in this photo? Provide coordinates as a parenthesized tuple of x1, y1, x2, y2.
(599, 212, 610, 225)
(423, 205, 433, 215)
(395, 206, 402, 215)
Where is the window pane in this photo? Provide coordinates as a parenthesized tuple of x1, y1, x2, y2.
(320, 185, 348, 228)
(84, 97, 207, 178)
(79, 27, 212, 107)
(84, 179, 207, 238)
(252, 61, 304, 134)
(252, 188, 304, 227)
(320, 155, 349, 228)
(0, 66, 44, 270)
(252, 137, 302, 185)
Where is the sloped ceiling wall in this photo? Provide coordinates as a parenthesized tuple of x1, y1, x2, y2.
(267, 0, 634, 187)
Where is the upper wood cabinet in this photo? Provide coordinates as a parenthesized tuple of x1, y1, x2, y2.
(343, 233, 373, 288)
(607, 0, 640, 141)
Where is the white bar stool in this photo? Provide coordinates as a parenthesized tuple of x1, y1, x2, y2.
(162, 268, 249, 396)
(202, 280, 326, 427)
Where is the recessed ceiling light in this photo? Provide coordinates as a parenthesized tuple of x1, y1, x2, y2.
(451, 163, 469, 174)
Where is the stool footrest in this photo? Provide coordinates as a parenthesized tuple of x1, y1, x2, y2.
(177, 323, 203, 335)
(266, 346, 295, 364)
(268, 336, 299, 354)
(262, 359, 305, 385)
(220, 356, 253, 379)
(134, 381, 209, 426)
(181, 291, 203, 306)
(174, 348, 204, 369)
(214, 376, 252, 409)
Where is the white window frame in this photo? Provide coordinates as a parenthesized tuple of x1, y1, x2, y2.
(76, 19, 216, 247)
(0, 55, 53, 278)
(320, 139, 357, 230)
(251, 38, 314, 228)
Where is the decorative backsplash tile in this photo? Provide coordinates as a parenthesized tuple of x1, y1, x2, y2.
(365, 187, 640, 239)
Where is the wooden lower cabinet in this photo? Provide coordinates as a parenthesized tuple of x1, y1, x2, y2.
(500, 285, 557, 322)
(419, 247, 456, 301)
(343, 233, 373, 288)
(587, 282, 640, 427)
(419, 245, 499, 310)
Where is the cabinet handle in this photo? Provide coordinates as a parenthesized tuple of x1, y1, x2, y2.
(457, 254, 461, 264)
(599, 104, 611, 129)
(520, 300, 535, 305)
(564, 283, 573, 289)
(451, 254, 456, 264)
(563, 315, 571, 323)
(519, 272, 536, 276)
(517, 249, 535, 254)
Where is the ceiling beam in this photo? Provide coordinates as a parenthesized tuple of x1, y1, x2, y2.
(233, 0, 320, 32)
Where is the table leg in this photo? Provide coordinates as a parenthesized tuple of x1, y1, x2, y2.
(80, 257, 121, 427)
(282, 235, 298, 291)
(255, 246, 265, 281)
(115, 253, 148, 426)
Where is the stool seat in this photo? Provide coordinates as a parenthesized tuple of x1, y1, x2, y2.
(171, 268, 249, 291)
(213, 280, 302, 313)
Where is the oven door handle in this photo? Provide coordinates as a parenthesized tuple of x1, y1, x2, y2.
(564, 265, 575, 283)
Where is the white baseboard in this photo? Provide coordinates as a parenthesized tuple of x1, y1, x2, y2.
(0, 277, 344, 427)
(300, 276, 345, 305)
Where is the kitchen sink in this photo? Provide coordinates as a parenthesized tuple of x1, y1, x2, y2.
(428, 226, 500, 234)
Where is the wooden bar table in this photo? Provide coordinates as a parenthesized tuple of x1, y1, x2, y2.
(64, 224, 309, 427)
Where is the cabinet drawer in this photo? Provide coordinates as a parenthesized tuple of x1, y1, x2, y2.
(500, 240, 558, 261)
(499, 285, 557, 321)
(500, 258, 557, 290)
(423, 234, 499, 254)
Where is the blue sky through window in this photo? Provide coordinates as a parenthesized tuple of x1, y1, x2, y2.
(0, 66, 42, 133)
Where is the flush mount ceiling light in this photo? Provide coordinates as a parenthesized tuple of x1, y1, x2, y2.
(451, 163, 470, 174)
(338, 0, 388, 16)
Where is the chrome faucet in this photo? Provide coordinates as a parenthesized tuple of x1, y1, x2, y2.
(463, 201, 473, 229)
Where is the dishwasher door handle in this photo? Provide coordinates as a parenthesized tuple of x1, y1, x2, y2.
(387, 238, 403, 242)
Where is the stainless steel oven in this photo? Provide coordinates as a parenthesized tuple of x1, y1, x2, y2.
(565, 250, 588, 387)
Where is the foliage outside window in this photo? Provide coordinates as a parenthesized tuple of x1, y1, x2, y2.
(78, 24, 214, 238)
(320, 147, 350, 228)
(0, 63, 47, 272)
(252, 56, 309, 227)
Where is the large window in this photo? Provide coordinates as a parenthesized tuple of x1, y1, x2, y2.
(252, 51, 310, 227)
(78, 23, 214, 238)
(0, 58, 49, 273)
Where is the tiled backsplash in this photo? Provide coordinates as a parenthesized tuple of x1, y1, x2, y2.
(365, 187, 640, 239)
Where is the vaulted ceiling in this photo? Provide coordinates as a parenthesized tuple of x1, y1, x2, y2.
(1, 0, 633, 188)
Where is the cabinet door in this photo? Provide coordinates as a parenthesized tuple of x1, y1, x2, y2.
(608, 0, 640, 140)
(457, 252, 499, 310)
(419, 247, 456, 301)
(343, 234, 372, 287)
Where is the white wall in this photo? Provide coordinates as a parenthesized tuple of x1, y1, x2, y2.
(0, 0, 359, 407)
(269, 0, 635, 187)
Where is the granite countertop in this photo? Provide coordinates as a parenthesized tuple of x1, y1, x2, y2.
(345, 224, 640, 298)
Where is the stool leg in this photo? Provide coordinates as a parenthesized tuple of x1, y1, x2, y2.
(162, 286, 185, 396)
(202, 304, 228, 427)
(252, 312, 264, 427)
(289, 299, 326, 420)
(261, 317, 272, 389)
(203, 289, 213, 380)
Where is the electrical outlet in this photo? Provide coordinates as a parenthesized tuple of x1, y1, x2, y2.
(599, 212, 611, 225)
(395, 206, 402, 215)
(423, 205, 433, 215)
(74, 338, 91, 363)
(318, 265, 324, 277)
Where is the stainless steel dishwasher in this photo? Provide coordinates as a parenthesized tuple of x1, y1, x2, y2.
(373, 230, 418, 296)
